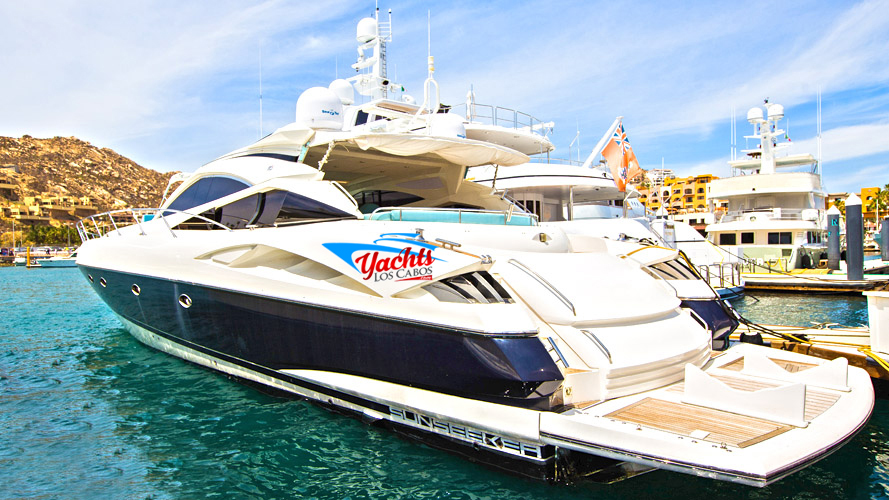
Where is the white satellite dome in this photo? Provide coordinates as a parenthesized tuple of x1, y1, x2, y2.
(767, 103, 784, 121)
(746, 107, 764, 124)
(356, 17, 377, 43)
(295, 87, 344, 130)
(328, 79, 354, 105)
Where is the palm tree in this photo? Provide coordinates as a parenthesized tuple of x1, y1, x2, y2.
(832, 198, 846, 217)
(867, 183, 889, 224)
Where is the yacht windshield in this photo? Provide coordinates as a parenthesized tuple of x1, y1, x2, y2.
(167, 176, 249, 211)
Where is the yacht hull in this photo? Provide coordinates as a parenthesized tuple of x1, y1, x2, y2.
(79, 265, 563, 410)
(111, 310, 658, 482)
(108, 302, 873, 487)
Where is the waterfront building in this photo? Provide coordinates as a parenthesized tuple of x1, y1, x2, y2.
(635, 174, 725, 231)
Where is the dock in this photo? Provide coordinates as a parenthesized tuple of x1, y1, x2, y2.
(742, 271, 889, 293)
(730, 323, 889, 382)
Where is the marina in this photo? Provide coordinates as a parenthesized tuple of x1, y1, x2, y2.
(56, 10, 881, 488)
(2, 2, 889, 499)
(1, 266, 887, 499)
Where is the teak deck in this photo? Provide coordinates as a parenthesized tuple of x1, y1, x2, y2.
(720, 356, 818, 373)
(667, 372, 840, 421)
(605, 398, 792, 448)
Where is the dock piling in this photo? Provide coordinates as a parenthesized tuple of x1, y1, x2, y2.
(828, 206, 841, 270)
(846, 194, 864, 281)
(882, 217, 888, 262)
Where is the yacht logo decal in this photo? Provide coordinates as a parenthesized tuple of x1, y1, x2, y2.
(323, 233, 445, 282)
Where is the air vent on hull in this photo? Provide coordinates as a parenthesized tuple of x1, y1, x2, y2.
(424, 271, 513, 304)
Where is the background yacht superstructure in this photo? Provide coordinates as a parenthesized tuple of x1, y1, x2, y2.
(706, 101, 827, 272)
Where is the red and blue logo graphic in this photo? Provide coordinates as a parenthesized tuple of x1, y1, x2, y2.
(323, 233, 445, 282)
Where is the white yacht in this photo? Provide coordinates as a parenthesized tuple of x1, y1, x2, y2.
(39, 249, 78, 268)
(466, 115, 743, 331)
(75, 12, 873, 487)
(650, 217, 745, 300)
(706, 101, 827, 273)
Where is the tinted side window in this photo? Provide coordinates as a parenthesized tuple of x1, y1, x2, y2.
(719, 233, 737, 245)
(220, 194, 261, 229)
(254, 190, 355, 226)
(354, 190, 424, 207)
(768, 232, 793, 245)
(780, 232, 792, 244)
(167, 177, 249, 211)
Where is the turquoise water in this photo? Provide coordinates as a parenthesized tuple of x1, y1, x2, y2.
(1, 267, 888, 499)
(730, 292, 870, 328)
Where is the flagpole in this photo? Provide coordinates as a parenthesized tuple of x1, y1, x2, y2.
(582, 116, 622, 169)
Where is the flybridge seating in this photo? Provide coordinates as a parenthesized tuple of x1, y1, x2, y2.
(367, 206, 538, 226)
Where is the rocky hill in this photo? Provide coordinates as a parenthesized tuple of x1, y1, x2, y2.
(0, 135, 172, 211)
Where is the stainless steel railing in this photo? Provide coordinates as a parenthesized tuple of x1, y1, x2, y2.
(449, 102, 551, 138)
(717, 208, 822, 223)
(697, 262, 743, 289)
(77, 208, 232, 242)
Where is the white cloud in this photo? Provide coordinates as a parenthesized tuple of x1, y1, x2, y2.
(824, 164, 889, 193)
(0, 1, 360, 145)
(789, 122, 889, 164)
(1, 0, 888, 180)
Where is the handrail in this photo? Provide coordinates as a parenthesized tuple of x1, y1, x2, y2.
(581, 329, 612, 364)
(717, 207, 823, 223)
(448, 102, 551, 138)
(698, 262, 742, 288)
(645, 262, 680, 297)
(508, 259, 576, 316)
(77, 208, 233, 242)
(547, 337, 570, 368)
(492, 189, 540, 216)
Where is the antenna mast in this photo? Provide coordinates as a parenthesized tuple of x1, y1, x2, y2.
(817, 88, 823, 180)
(259, 42, 263, 138)
(730, 105, 736, 162)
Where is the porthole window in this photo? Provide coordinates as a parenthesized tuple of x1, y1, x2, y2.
(87, 274, 94, 283)
(131, 284, 141, 296)
(178, 294, 193, 308)
(99, 277, 107, 287)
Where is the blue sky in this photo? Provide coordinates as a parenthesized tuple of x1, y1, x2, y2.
(2, 0, 888, 194)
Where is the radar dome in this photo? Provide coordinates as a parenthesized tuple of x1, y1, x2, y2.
(296, 87, 344, 130)
(767, 103, 784, 121)
(746, 107, 764, 124)
(356, 17, 377, 43)
(428, 113, 466, 139)
(328, 79, 354, 105)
